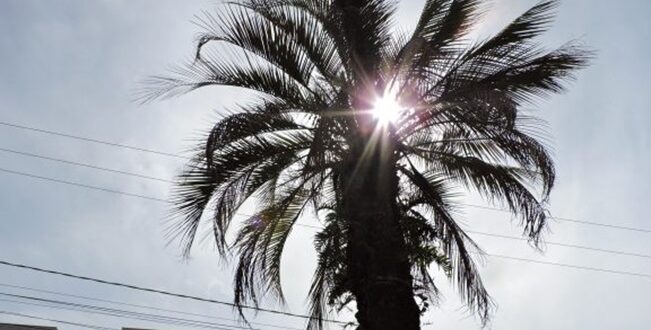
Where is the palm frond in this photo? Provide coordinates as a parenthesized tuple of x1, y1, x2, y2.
(233, 175, 316, 314)
(433, 153, 549, 243)
(401, 209, 450, 312)
(170, 126, 313, 256)
(194, 5, 317, 94)
(236, 0, 347, 87)
(307, 211, 347, 330)
(139, 47, 310, 104)
(204, 103, 310, 167)
(396, 0, 482, 84)
(332, 0, 396, 77)
(473, 0, 559, 56)
(399, 162, 492, 324)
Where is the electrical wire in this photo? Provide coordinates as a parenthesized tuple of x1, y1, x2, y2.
(0, 255, 645, 330)
(0, 121, 188, 160)
(466, 230, 651, 259)
(0, 146, 174, 183)
(0, 167, 169, 203)
(0, 309, 118, 330)
(0, 259, 347, 325)
(0, 293, 249, 330)
(485, 253, 651, 279)
(0, 254, 648, 318)
(0, 299, 239, 330)
(2, 120, 650, 234)
(0, 283, 300, 330)
(1, 166, 650, 261)
(463, 203, 651, 234)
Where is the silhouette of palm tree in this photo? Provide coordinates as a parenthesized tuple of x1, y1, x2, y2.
(142, 0, 590, 329)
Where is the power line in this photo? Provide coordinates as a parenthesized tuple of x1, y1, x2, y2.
(2, 120, 650, 234)
(0, 299, 240, 330)
(464, 203, 651, 234)
(0, 147, 175, 183)
(0, 293, 249, 330)
(0, 259, 347, 325)
(1, 166, 650, 260)
(290, 224, 651, 260)
(298, 224, 651, 260)
(0, 283, 301, 330)
(485, 253, 651, 279)
(0, 254, 648, 315)
(0, 256, 646, 330)
(0, 310, 118, 330)
(0, 120, 189, 160)
(0, 167, 169, 203)
(466, 231, 651, 259)
(3, 161, 650, 236)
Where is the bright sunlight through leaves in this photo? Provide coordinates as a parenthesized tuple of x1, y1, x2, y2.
(372, 88, 405, 125)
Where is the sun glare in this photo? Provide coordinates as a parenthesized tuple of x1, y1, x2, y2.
(372, 89, 405, 125)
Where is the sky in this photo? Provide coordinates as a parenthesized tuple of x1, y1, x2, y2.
(0, 0, 649, 329)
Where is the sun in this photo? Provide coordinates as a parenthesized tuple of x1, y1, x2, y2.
(372, 88, 405, 125)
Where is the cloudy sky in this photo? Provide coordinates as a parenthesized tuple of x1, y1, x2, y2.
(0, 0, 649, 329)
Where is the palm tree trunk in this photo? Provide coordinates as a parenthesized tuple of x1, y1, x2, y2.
(333, 0, 421, 327)
(341, 141, 421, 330)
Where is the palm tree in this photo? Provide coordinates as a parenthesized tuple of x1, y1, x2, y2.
(142, 0, 589, 329)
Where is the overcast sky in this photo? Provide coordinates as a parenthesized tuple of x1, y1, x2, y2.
(0, 0, 649, 329)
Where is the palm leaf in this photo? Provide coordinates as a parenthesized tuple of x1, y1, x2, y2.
(400, 161, 492, 324)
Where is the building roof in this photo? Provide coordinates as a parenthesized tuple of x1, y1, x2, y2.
(0, 323, 57, 330)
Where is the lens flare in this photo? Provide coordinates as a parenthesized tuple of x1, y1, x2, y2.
(372, 89, 404, 125)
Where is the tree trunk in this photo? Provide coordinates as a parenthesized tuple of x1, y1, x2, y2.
(333, 0, 421, 327)
(340, 139, 421, 330)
